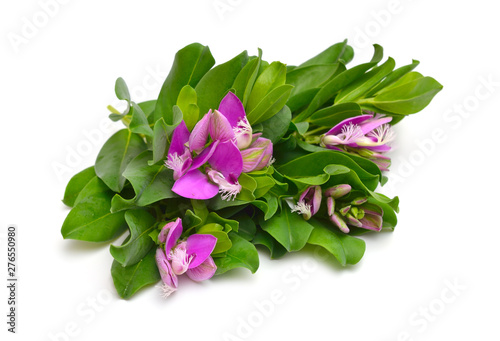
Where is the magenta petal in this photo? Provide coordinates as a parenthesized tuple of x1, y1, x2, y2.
(155, 248, 178, 289)
(164, 218, 183, 256)
(326, 114, 373, 135)
(359, 116, 392, 135)
(158, 218, 181, 244)
(189, 111, 211, 153)
(208, 140, 243, 179)
(172, 169, 219, 200)
(363, 144, 391, 152)
(191, 140, 219, 170)
(186, 256, 217, 282)
(186, 234, 217, 269)
(218, 92, 246, 128)
(209, 110, 234, 142)
(168, 121, 190, 156)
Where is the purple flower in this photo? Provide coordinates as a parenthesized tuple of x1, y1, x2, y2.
(321, 113, 395, 170)
(166, 92, 273, 201)
(290, 186, 322, 220)
(155, 218, 217, 297)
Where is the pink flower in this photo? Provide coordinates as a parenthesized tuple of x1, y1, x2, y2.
(321, 113, 395, 171)
(166, 92, 273, 200)
(155, 218, 217, 297)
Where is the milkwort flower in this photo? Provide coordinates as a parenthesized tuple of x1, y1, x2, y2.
(289, 186, 322, 220)
(320, 113, 395, 171)
(166, 92, 273, 200)
(155, 218, 217, 297)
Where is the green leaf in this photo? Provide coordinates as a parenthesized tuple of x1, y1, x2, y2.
(61, 191, 127, 242)
(367, 59, 420, 97)
(295, 142, 382, 180)
(277, 150, 380, 191)
(253, 175, 275, 198)
(233, 213, 257, 241)
(110, 210, 156, 267)
(108, 77, 132, 121)
(138, 100, 157, 120)
(287, 64, 340, 97)
(287, 88, 319, 113)
(73, 176, 111, 206)
(294, 44, 383, 122)
(335, 57, 395, 104)
(205, 212, 239, 233)
(62, 166, 96, 207)
(247, 84, 293, 124)
(298, 40, 354, 67)
(252, 193, 279, 221)
(115, 77, 131, 102)
(308, 102, 363, 127)
(111, 247, 160, 299)
(176, 85, 200, 131)
(232, 50, 262, 107)
(252, 229, 287, 259)
(369, 76, 443, 114)
(95, 129, 147, 192)
(129, 102, 154, 137)
(307, 219, 366, 265)
(111, 151, 176, 211)
(196, 50, 249, 115)
(154, 43, 215, 124)
(258, 105, 291, 144)
(260, 207, 314, 252)
(247, 61, 287, 113)
(214, 232, 259, 275)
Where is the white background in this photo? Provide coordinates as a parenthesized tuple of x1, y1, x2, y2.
(1, 0, 499, 340)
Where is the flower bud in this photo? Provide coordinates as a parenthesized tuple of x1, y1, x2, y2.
(330, 212, 349, 233)
(240, 137, 273, 173)
(351, 197, 368, 206)
(339, 205, 351, 216)
(324, 184, 351, 199)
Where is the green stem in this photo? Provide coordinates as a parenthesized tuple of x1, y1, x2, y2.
(304, 127, 327, 137)
(107, 105, 121, 115)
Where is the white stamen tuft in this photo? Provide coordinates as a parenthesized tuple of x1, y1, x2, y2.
(165, 152, 184, 171)
(157, 283, 176, 299)
(291, 200, 312, 216)
(339, 123, 363, 143)
(367, 124, 395, 145)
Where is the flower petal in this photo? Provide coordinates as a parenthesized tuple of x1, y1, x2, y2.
(155, 248, 178, 290)
(191, 140, 219, 170)
(164, 218, 183, 256)
(325, 114, 372, 135)
(186, 234, 217, 269)
(208, 140, 243, 179)
(189, 111, 211, 153)
(209, 110, 234, 142)
(218, 92, 246, 128)
(172, 169, 219, 200)
(186, 256, 217, 282)
(168, 120, 190, 156)
(358, 115, 392, 135)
